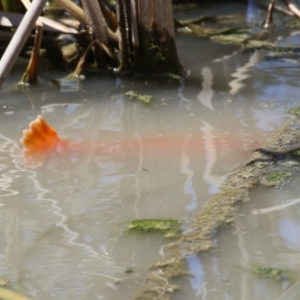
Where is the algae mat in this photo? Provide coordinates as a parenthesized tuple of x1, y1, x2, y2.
(135, 116, 300, 300)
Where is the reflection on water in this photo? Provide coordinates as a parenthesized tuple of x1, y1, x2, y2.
(1, 13, 300, 300)
(228, 50, 263, 95)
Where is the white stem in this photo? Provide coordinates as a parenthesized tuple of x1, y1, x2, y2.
(0, 0, 48, 88)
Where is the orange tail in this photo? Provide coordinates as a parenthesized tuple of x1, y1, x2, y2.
(21, 115, 60, 153)
(20, 115, 61, 168)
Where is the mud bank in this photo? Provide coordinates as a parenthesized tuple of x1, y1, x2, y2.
(135, 115, 300, 300)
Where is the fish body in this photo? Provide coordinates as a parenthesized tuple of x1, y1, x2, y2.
(20, 115, 256, 169)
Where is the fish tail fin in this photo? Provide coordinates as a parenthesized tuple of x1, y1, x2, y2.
(20, 115, 60, 153)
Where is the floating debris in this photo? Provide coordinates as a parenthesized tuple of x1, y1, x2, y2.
(124, 267, 134, 274)
(125, 91, 153, 104)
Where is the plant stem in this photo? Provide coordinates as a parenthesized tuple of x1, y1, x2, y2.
(0, 0, 48, 88)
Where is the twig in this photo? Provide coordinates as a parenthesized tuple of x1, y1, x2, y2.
(272, 4, 293, 15)
(99, 0, 118, 31)
(52, 0, 119, 45)
(69, 38, 119, 78)
(281, 0, 300, 18)
(0, 11, 79, 34)
(0, 0, 48, 89)
(52, 0, 86, 24)
(18, 0, 44, 85)
(257, 1, 293, 16)
(264, 0, 275, 28)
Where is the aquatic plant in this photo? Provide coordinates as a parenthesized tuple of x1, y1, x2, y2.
(250, 265, 291, 281)
(124, 267, 134, 274)
(260, 170, 292, 188)
(127, 219, 181, 238)
(288, 106, 300, 117)
(125, 91, 153, 104)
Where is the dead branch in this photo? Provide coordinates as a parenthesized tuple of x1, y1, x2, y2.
(19, 23, 43, 85)
(0, 0, 48, 88)
(264, 0, 275, 27)
(0, 11, 79, 33)
(52, 0, 86, 24)
(282, 0, 300, 18)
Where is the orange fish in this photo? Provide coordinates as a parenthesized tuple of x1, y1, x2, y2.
(20, 115, 258, 169)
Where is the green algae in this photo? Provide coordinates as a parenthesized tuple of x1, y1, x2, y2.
(124, 267, 134, 274)
(263, 48, 300, 60)
(288, 106, 300, 118)
(125, 91, 152, 104)
(290, 149, 300, 157)
(179, 24, 277, 50)
(250, 265, 291, 281)
(179, 22, 300, 56)
(188, 25, 249, 38)
(260, 170, 292, 188)
(212, 34, 274, 49)
(284, 18, 300, 29)
(211, 33, 249, 44)
(127, 219, 181, 238)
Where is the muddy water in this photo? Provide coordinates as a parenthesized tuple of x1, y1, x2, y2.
(1, 12, 300, 300)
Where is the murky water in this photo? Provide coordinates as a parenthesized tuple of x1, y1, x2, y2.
(1, 3, 300, 300)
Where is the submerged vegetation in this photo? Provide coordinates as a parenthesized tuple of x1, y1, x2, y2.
(250, 265, 291, 281)
(179, 24, 275, 49)
(125, 91, 153, 104)
(175, 0, 300, 54)
(288, 106, 300, 117)
(260, 170, 292, 188)
(127, 219, 181, 238)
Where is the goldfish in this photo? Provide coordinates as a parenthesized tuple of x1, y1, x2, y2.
(20, 115, 257, 169)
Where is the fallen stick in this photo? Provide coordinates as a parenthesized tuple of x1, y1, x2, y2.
(0, 11, 79, 33)
(0, 0, 48, 89)
(264, 0, 275, 28)
(282, 0, 300, 18)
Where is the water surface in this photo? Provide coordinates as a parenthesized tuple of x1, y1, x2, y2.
(1, 4, 300, 299)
